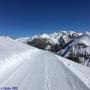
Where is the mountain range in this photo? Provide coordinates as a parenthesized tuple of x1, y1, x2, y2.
(17, 31, 90, 67)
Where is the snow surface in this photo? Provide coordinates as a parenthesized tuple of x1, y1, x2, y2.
(56, 55, 90, 89)
(0, 36, 89, 90)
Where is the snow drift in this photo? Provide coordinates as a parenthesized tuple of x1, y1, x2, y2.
(0, 36, 89, 90)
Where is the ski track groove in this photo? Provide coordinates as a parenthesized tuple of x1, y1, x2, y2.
(44, 54, 51, 90)
(0, 49, 37, 86)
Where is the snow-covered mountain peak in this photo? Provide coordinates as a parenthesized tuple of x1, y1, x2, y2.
(40, 33, 50, 38)
(76, 34, 90, 46)
(85, 31, 90, 36)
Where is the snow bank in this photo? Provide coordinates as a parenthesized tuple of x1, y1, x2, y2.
(56, 55, 90, 89)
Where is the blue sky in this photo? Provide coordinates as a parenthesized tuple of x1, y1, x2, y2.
(0, 0, 90, 37)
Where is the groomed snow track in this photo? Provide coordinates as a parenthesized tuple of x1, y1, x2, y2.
(0, 49, 89, 90)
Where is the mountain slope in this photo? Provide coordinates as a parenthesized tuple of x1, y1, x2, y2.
(58, 33, 90, 66)
(0, 36, 90, 90)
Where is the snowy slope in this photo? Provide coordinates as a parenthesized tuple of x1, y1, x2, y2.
(57, 33, 90, 55)
(75, 33, 90, 46)
(0, 36, 36, 71)
(57, 33, 90, 66)
(56, 55, 90, 89)
(64, 33, 90, 55)
(0, 36, 89, 90)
